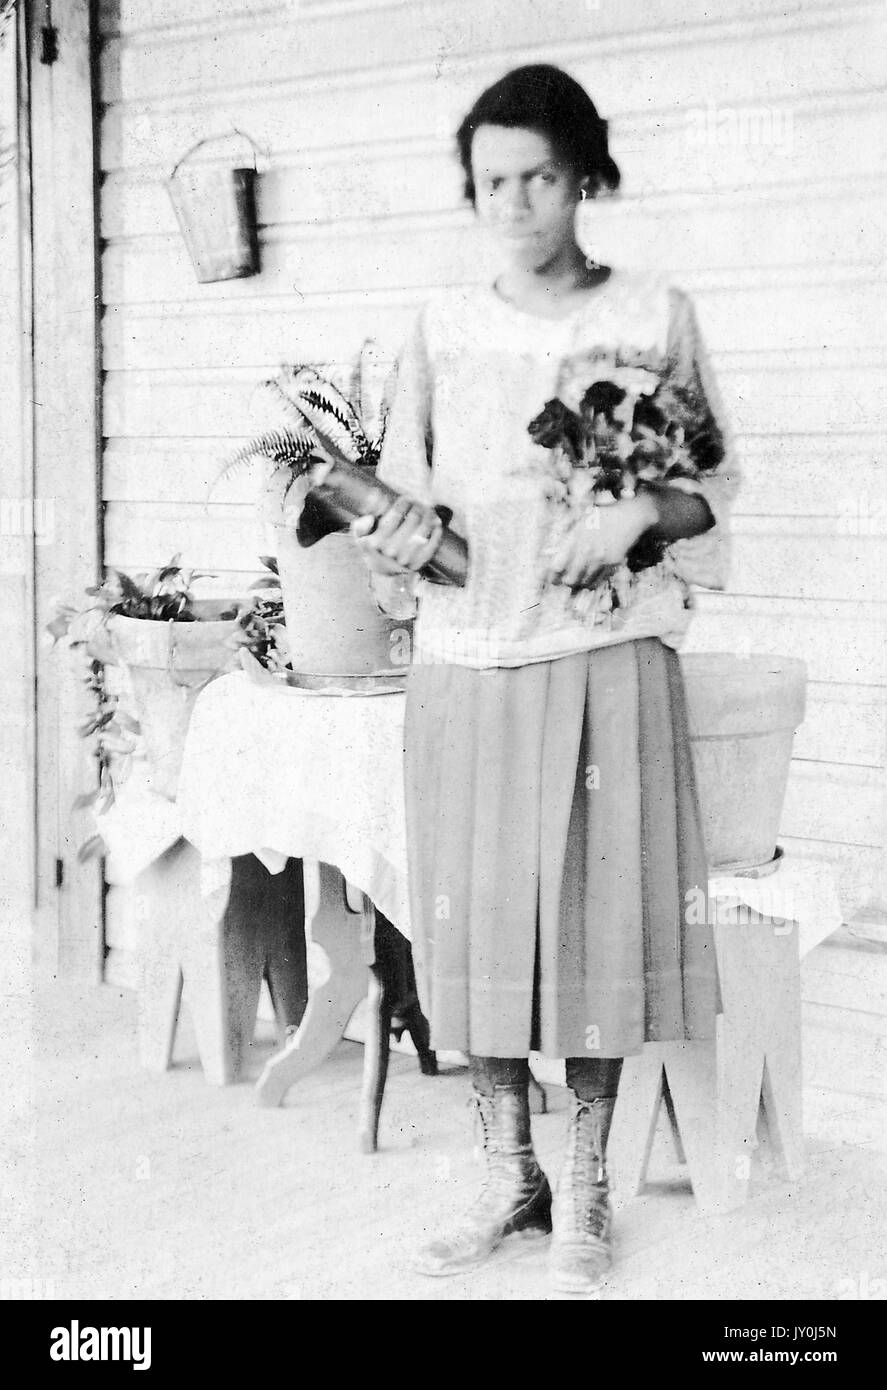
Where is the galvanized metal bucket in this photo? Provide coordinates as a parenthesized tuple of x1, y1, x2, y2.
(274, 524, 413, 679)
(107, 602, 242, 799)
(166, 130, 263, 283)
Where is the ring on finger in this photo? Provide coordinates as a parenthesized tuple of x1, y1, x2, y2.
(409, 526, 438, 547)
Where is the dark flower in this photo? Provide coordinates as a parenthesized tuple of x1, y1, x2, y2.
(658, 382, 725, 472)
(528, 398, 585, 462)
(626, 531, 667, 573)
(594, 464, 625, 501)
(684, 422, 724, 472)
(579, 380, 626, 422)
(663, 459, 699, 482)
(632, 396, 667, 435)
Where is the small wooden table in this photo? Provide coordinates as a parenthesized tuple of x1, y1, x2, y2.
(167, 669, 433, 1146)
(134, 841, 434, 1150)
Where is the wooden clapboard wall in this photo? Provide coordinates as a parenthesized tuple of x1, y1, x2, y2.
(96, 0, 886, 978)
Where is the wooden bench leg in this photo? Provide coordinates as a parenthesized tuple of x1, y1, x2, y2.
(608, 918, 803, 1213)
(256, 875, 439, 1151)
(608, 1045, 694, 1200)
(138, 845, 308, 1086)
(137, 840, 233, 1084)
(256, 863, 367, 1107)
(714, 917, 804, 1200)
(358, 912, 438, 1152)
(358, 957, 394, 1154)
(384, 915, 437, 1078)
(222, 855, 308, 1074)
(396, 996, 437, 1077)
(263, 858, 309, 1045)
(219, 855, 271, 1077)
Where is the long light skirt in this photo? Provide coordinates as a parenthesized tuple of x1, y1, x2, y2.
(403, 638, 718, 1058)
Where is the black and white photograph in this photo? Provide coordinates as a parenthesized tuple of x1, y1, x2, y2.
(1, 0, 886, 1332)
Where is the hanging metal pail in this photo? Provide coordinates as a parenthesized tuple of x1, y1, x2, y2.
(166, 130, 263, 283)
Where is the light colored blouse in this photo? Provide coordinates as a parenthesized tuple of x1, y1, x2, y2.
(375, 269, 739, 669)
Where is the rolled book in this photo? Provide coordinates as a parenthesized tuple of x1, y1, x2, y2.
(295, 456, 469, 588)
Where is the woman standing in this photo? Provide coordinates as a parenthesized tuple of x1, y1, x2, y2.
(353, 64, 738, 1296)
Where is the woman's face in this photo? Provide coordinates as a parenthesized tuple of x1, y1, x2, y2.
(470, 124, 583, 273)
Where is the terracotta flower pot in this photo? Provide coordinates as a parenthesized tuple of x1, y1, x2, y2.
(681, 652, 807, 873)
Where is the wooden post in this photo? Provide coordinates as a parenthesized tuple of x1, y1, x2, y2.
(0, 3, 35, 999)
(27, 0, 103, 979)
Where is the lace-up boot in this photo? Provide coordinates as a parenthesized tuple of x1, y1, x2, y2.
(413, 1082, 552, 1276)
(550, 1095, 617, 1295)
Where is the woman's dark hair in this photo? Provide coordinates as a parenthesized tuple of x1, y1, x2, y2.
(456, 64, 621, 205)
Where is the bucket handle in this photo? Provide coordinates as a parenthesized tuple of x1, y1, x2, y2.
(107, 621, 216, 692)
(170, 127, 268, 180)
(165, 620, 218, 694)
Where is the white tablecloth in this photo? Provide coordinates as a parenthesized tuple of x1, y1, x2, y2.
(176, 671, 411, 935)
(709, 856, 842, 960)
(96, 669, 844, 959)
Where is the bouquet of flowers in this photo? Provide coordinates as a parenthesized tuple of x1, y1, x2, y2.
(525, 356, 724, 623)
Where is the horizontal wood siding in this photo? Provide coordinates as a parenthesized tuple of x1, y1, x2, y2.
(98, 0, 887, 916)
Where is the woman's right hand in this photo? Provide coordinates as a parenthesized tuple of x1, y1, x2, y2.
(351, 495, 444, 576)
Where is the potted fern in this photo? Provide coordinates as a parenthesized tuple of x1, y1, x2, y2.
(48, 559, 245, 805)
(218, 341, 467, 681)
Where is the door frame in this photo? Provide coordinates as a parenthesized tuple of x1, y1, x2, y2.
(28, 0, 103, 980)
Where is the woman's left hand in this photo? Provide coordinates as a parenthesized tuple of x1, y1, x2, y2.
(545, 494, 658, 590)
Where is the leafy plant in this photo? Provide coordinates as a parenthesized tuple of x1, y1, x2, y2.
(233, 556, 291, 674)
(70, 658, 142, 859)
(46, 557, 233, 644)
(47, 557, 241, 851)
(215, 340, 397, 509)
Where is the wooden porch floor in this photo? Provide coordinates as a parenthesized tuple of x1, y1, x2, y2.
(4, 973, 886, 1302)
